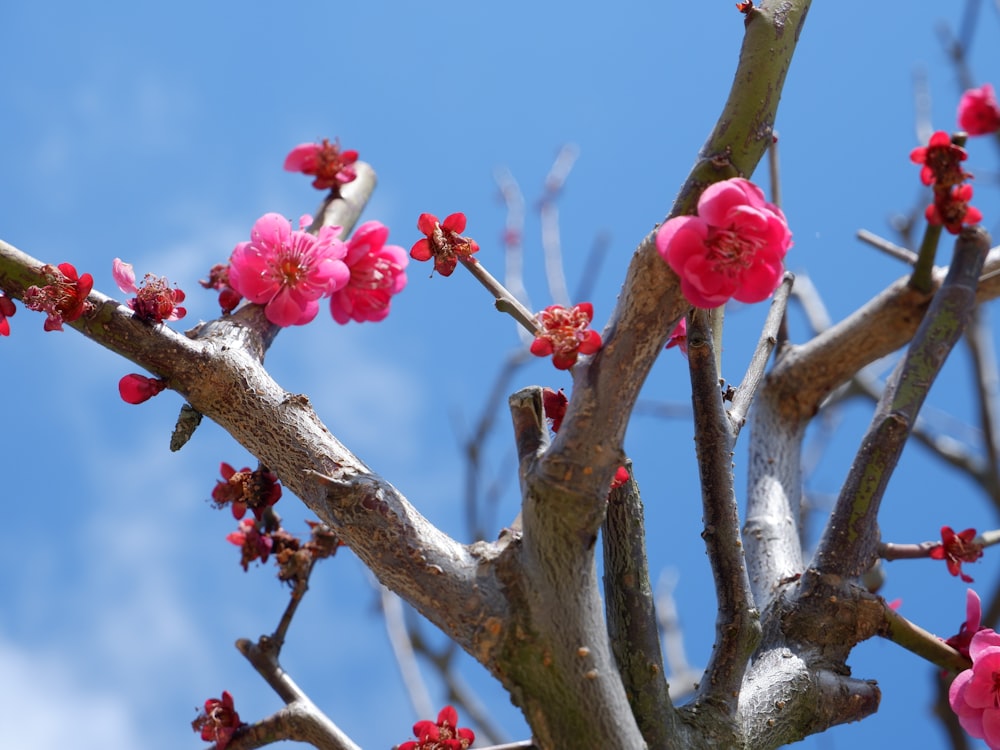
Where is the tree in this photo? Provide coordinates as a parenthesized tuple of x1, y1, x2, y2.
(3, 1, 1000, 748)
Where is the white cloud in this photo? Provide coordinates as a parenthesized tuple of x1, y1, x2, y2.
(0, 637, 142, 749)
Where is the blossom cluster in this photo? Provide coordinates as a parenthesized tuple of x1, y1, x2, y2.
(656, 177, 792, 309)
(910, 132, 982, 234)
(949, 594, 1000, 750)
(224, 213, 408, 327)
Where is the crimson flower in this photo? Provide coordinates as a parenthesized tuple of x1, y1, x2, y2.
(191, 690, 243, 749)
(212, 462, 282, 520)
(542, 387, 569, 432)
(0, 293, 15, 336)
(330, 220, 409, 323)
(284, 138, 359, 190)
(22, 262, 93, 331)
(410, 213, 479, 277)
(228, 213, 350, 327)
(112, 258, 186, 323)
(530, 302, 602, 370)
(949, 628, 1000, 748)
(958, 84, 1000, 137)
(396, 705, 475, 750)
(910, 130, 971, 188)
(925, 183, 983, 235)
(610, 465, 630, 489)
(945, 589, 986, 660)
(656, 177, 791, 309)
(118, 374, 168, 404)
(227, 518, 274, 571)
(200, 263, 243, 314)
(930, 526, 984, 583)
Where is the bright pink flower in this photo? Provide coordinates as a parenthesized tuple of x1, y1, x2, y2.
(946, 589, 986, 660)
(666, 318, 688, 357)
(200, 263, 242, 314)
(530, 302, 603, 370)
(959, 84, 1000, 136)
(191, 690, 242, 749)
(112, 258, 186, 323)
(212, 462, 282, 520)
(410, 213, 479, 277)
(284, 138, 359, 190)
(0, 293, 15, 336)
(910, 131, 971, 187)
(396, 705, 475, 750)
(930, 526, 984, 583)
(228, 213, 350, 327)
(330, 221, 408, 323)
(949, 628, 1000, 748)
(925, 183, 983, 235)
(656, 178, 791, 309)
(22, 263, 94, 331)
(118, 374, 167, 404)
(227, 517, 274, 571)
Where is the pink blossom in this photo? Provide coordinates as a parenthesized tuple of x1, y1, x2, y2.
(666, 318, 688, 357)
(410, 212, 479, 277)
(284, 139, 358, 190)
(958, 84, 1000, 136)
(656, 178, 791, 309)
(530, 303, 602, 370)
(228, 213, 350, 327)
(22, 262, 93, 331)
(950, 628, 1000, 748)
(112, 258, 186, 323)
(330, 221, 408, 324)
(946, 589, 985, 660)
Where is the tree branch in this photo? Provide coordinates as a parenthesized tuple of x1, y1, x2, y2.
(687, 309, 761, 723)
(602, 463, 677, 749)
(813, 226, 991, 576)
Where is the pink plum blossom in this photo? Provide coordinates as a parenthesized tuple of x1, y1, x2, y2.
(958, 84, 1000, 136)
(330, 221, 408, 324)
(950, 628, 1000, 748)
(945, 589, 985, 660)
(284, 139, 358, 189)
(530, 302, 602, 370)
(656, 177, 791, 309)
(112, 258, 186, 323)
(228, 213, 350, 327)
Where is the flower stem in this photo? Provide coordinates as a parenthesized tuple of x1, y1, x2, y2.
(458, 256, 540, 335)
(909, 222, 943, 293)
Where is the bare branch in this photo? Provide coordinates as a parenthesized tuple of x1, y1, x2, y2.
(602, 463, 677, 749)
(687, 309, 761, 720)
(813, 227, 991, 577)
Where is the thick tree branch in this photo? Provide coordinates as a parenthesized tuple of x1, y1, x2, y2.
(602, 463, 677, 750)
(813, 226, 990, 577)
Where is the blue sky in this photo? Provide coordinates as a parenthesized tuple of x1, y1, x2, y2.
(2, 1, 1000, 748)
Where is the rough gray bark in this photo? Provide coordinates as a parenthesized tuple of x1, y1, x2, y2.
(2, 2, 997, 748)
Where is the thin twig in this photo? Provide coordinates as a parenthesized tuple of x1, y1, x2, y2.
(539, 145, 579, 307)
(729, 273, 794, 433)
(494, 165, 533, 345)
(856, 229, 919, 265)
(459, 256, 539, 335)
(965, 305, 1000, 503)
(380, 585, 434, 719)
